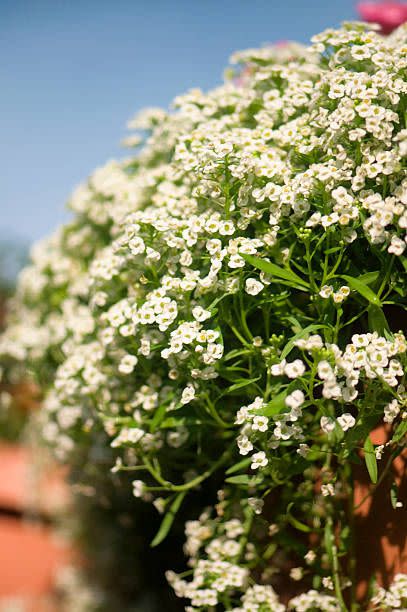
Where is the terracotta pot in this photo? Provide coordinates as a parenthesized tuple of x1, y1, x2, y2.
(354, 425, 407, 599)
(0, 443, 73, 609)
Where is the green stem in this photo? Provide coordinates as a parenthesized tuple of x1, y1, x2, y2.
(144, 443, 234, 492)
(353, 449, 397, 512)
(203, 392, 231, 428)
(377, 255, 394, 300)
(327, 515, 348, 612)
(346, 465, 357, 611)
(332, 542, 348, 612)
(305, 239, 318, 292)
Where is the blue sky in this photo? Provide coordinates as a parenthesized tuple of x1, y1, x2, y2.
(1, 0, 357, 249)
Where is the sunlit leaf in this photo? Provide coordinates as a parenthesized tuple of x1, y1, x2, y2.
(363, 436, 378, 484)
(368, 305, 389, 335)
(226, 457, 251, 475)
(151, 492, 186, 548)
(341, 275, 381, 305)
(281, 323, 330, 360)
(243, 254, 310, 289)
(225, 474, 251, 485)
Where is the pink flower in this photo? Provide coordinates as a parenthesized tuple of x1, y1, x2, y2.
(357, 2, 407, 34)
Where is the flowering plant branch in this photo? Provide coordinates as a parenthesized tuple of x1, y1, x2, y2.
(1, 20, 407, 612)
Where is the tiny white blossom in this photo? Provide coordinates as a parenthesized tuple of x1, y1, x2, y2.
(118, 354, 138, 374)
(251, 451, 268, 470)
(285, 389, 305, 409)
(321, 483, 335, 497)
(181, 384, 196, 404)
(284, 359, 306, 379)
(337, 413, 356, 431)
(132, 480, 145, 498)
(320, 416, 335, 434)
(252, 415, 269, 432)
(245, 278, 264, 296)
(319, 285, 333, 298)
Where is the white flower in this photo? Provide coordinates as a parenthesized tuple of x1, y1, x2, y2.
(251, 451, 268, 470)
(270, 360, 286, 376)
(322, 576, 334, 590)
(252, 415, 269, 432)
(304, 550, 316, 565)
(181, 384, 196, 404)
(118, 354, 138, 374)
(284, 359, 306, 379)
(297, 443, 310, 458)
(319, 285, 333, 298)
(192, 306, 212, 322)
(224, 519, 244, 538)
(132, 480, 145, 498)
(375, 444, 384, 460)
(285, 389, 305, 409)
(317, 360, 334, 380)
(337, 413, 356, 431)
(290, 567, 304, 581)
(245, 278, 264, 296)
(128, 237, 145, 255)
(321, 483, 335, 497)
(237, 435, 253, 456)
(268, 523, 279, 536)
(235, 406, 251, 425)
(321, 212, 339, 228)
(248, 497, 264, 514)
(320, 416, 335, 434)
(384, 399, 400, 424)
(388, 235, 405, 256)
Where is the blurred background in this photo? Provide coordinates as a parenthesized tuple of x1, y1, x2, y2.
(1, 0, 358, 284)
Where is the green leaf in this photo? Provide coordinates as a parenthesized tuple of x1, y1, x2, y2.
(341, 275, 381, 305)
(159, 417, 185, 429)
(324, 246, 342, 255)
(261, 391, 288, 417)
(286, 503, 312, 533)
(359, 271, 380, 286)
(221, 376, 261, 396)
(224, 348, 252, 362)
(263, 542, 277, 560)
(363, 436, 378, 484)
(150, 403, 168, 432)
(390, 481, 399, 509)
(281, 323, 330, 360)
(207, 293, 229, 311)
(392, 420, 407, 444)
(225, 457, 251, 475)
(225, 474, 251, 485)
(368, 305, 389, 336)
(150, 492, 186, 548)
(243, 254, 310, 289)
(344, 409, 382, 449)
(259, 384, 299, 417)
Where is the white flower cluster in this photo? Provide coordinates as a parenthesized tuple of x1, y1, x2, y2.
(170, 507, 346, 611)
(371, 574, 407, 610)
(232, 584, 285, 612)
(168, 513, 250, 609)
(288, 590, 340, 612)
(234, 332, 406, 471)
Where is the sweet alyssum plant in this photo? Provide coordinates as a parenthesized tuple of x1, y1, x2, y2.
(1, 21, 407, 611)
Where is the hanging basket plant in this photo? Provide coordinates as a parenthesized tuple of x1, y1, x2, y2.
(1, 19, 407, 612)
